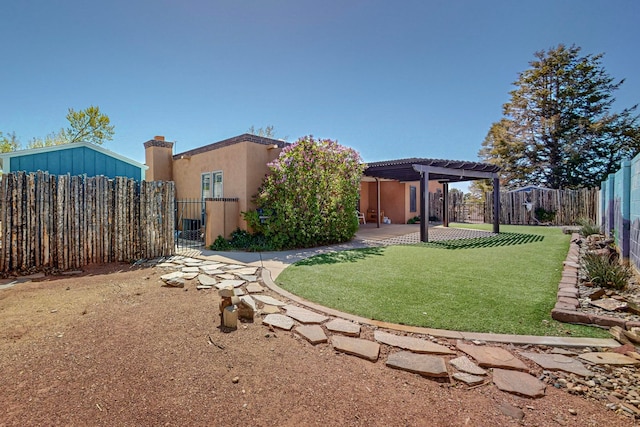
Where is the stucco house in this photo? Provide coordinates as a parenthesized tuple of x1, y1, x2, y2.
(0, 141, 147, 180)
(144, 134, 289, 244)
(359, 176, 442, 225)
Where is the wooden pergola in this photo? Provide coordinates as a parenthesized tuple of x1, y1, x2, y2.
(363, 158, 501, 242)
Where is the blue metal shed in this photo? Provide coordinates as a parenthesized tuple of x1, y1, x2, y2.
(0, 142, 147, 180)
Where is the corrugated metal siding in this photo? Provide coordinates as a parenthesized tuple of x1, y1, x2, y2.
(9, 146, 142, 180)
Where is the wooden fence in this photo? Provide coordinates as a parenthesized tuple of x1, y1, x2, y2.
(484, 188, 599, 225)
(0, 172, 175, 273)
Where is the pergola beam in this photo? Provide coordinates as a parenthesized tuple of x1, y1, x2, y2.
(413, 164, 501, 242)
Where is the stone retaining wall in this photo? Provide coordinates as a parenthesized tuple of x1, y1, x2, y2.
(551, 233, 640, 330)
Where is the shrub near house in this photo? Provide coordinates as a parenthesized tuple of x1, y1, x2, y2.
(247, 136, 364, 249)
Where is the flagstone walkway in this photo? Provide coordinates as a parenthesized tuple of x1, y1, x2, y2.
(154, 255, 640, 417)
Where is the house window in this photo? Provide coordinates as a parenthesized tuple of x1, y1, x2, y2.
(201, 171, 223, 199)
(410, 186, 417, 212)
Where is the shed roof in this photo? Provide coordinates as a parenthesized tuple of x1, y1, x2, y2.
(0, 141, 147, 171)
(364, 158, 500, 182)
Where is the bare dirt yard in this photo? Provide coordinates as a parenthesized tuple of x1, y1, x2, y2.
(0, 263, 635, 427)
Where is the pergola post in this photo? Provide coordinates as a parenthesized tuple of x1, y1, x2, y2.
(493, 177, 500, 233)
(420, 170, 429, 242)
(376, 178, 381, 228)
(442, 182, 449, 227)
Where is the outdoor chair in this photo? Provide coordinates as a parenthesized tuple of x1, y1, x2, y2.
(357, 210, 366, 224)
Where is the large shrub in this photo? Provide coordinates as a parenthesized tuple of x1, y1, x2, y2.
(250, 136, 364, 249)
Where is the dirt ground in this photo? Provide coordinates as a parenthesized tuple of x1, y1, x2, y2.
(0, 263, 635, 427)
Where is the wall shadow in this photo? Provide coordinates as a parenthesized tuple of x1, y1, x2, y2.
(294, 247, 386, 266)
(418, 232, 545, 249)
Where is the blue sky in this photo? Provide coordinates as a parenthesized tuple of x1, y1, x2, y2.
(1, 0, 639, 190)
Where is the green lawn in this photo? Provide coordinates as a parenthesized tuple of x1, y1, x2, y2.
(276, 224, 608, 338)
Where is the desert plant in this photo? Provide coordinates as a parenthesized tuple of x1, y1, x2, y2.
(582, 252, 631, 290)
(576, 217, 601, 237)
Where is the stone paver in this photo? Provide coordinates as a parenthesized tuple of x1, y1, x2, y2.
(197, 274, 217, 287)
(196, 285, 212, 290)
(452, 372, 485, 386)
(284, 305, 329, 324)
(237, 274, 258, 282)
(233, 288, 245, 296)
(520, 352, 593, 377)
(449, 356, 487, 376)
(217, 279, 245, 289)
(239, 295, 256, 311)
(246, 282, 264, 293)
(579, 352, 640, 366)
(457, 341, 529, 372)
(331, 335, 380, 361)
(182, 272, 199, 280)
(160, 271, 183, 281)
(253, 295, 286, 307)
(589, 299, 628, 312)
(262, 314, 295, 330)
(375, 331, 455, 355)
(386, 351, 448, 378)
(234, 267, 258, 275)
(262, 305, 281, 314)
(181, 266, 200, 273)
(492, 368, 546, 398)
(217, 273, 237, 280)
(325, 318, 361, 337)
(222, 264, 244, 270)
(295, 325, 328, 344)
(200, 268, 224, 275)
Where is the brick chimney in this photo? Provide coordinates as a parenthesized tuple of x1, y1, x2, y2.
(144, 136, 174, 181)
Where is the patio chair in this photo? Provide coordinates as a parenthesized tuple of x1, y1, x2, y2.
(356, 210, 366, 224)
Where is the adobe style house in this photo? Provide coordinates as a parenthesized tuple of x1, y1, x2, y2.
(146, 134, 500, 246)
(359, 177, 442, 225)
(144, 134, 289, 244)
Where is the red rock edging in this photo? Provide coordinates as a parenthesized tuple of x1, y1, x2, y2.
(551, 233, 640, 330)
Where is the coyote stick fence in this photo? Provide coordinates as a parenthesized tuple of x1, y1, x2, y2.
(0, 172, 175, 273)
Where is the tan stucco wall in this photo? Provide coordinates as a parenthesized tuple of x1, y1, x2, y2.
(205, 200, 240, 244)
(145, 145, 173, 181)
(359, 179, 445, 224)
(171, 140, 283, 234)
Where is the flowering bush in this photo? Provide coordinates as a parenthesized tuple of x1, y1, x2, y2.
(250, 136, 364, 249)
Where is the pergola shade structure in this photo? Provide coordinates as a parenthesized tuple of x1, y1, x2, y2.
(363, 158, 501, 242)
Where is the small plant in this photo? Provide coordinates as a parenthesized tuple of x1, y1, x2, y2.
(407, 215, 420, 224)
(576, 217, 600, 237)
(582, 252, 631, 290)
(534, 207, 556, 223)
(210, 235, 231, 251)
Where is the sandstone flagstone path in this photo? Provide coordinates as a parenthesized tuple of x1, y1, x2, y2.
(457, 341, 529, 371)
(331, 335, 380, 361)
(520, 352, 593, 377)
(375, 330, 455, 354)
(386, 351, 448, 378)
(155, 254, 640, 412)
(492, 368, 546, 398)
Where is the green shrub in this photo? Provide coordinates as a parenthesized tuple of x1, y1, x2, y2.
(210, 235, 231, 251)
(209, 228, 277, 252)
(407, 215, 420, 224)
(576, 217, 601, 237)
(253, 136, 364, 249)
(582, 252, 631, 290)
(535, 207, 556, 223)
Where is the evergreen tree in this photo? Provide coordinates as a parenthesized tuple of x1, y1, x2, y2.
(481, 44, 640, 189)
